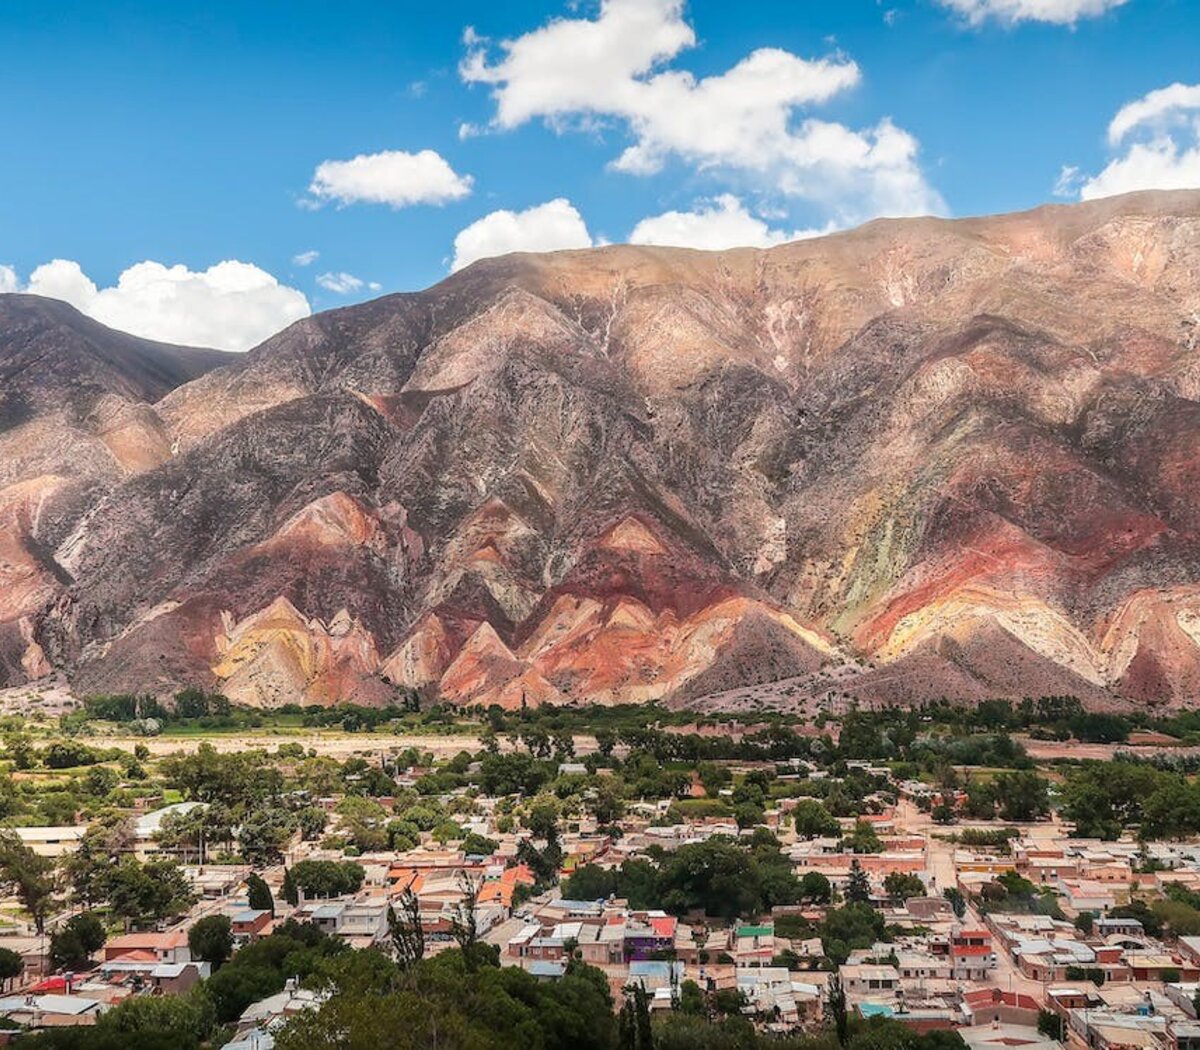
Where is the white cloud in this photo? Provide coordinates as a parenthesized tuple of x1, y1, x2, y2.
(460, 0, 943, 222)
(451, 198, 593, 271)
(0, 265, 18, 294)
(1106, 83, 1200, 145)
(1064, 82, 1200, 200)
(307, 149, 473, 208)
(629, 194, 832, 250)
(1053, 165, 1083, 197)
(17, 259, 309, 351)
(316, 271, 365, 294)
(1079, 141, 1200, 199)
(937, 0, 1128, 25)
(292, 249, 320, 267)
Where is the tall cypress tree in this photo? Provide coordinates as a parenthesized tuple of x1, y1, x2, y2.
(247, 872, 274, 916)
(846, 859, 872, 905)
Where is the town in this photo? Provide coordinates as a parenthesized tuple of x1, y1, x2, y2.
(0, 694, 1199, 1048)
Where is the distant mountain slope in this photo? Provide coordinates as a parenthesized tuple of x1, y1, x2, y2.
(7, 190, 1200, 711)
(0, 294, 231, 420)
(0, 294, 234, 484)
(0, 295, 233, 680)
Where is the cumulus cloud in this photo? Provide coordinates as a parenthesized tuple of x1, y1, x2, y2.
(307, 149, 473, 208)
(937, 0, 1128, 25)
(292, 249, 320, 267)
(16, 259, 310, 351)
(1062, 82, 1200, 200)
(451, 198, 594, 272)
(629, 195, 832, 250)
(460, 0, 943, 222)
(0, 265, 18, 294)
(1106, 83, 1200, 145)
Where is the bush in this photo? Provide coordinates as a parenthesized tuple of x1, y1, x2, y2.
(43, 741, 101, 769)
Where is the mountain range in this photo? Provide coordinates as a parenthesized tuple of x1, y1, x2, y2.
(4, 189, 1200, 711)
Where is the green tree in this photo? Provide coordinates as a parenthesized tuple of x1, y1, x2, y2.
(820, 903, 887, 964)
(336, 796, 389, 852)
(792, 801, 840, 840)
(205, 963, 286, 1025)
(845, 859, 872, 904)
(0, 946, 23, 989)
(287, 860, 365, 901)
(657, 838, 762, 918)
(0, 830, 57, 933)
(590, 781, 626, 826)
(563, 864, 618, 901)
(162, 744, 281, 807)
(188, 914, 233, 966)
(943, 887, 966, 919)
(282, 866, 298, 907)
(619, 982, 654, 1050)
(461, 833, 499, 857)
(94, 857, 194, 928)
(883, 871, 926, 900)
(1037, 1009, 1065, 1042)
(696, 763, 731, 798)
(1059, 762, 1160, 839)
(97, 989, 215, 1045)
(80, 765, 120, 800)
(296, 806, 329, 842)
(1142, 779, 1200, 841)
(678, 977, 706, 1016)
(246, 872, 275, 916)
(842, 820, 883, 854)
(526, 800, 560, 842)
(827, 971, 849, 1046)
(63, 819, 133, 907)
(388, 888, 425, 971)
(992, 771, 1051, 822)
(793, 799, 841, 839)
(50, 912, 106, 970)
(157, 804, 233, 864)
(44, 741, 100, 769)
(800, 870, 832, 903)
(595, 728, 617, 758)
(523, 726, 552, 759)
(238, 805, 299, 864)
(962, 784, 996, 820)
(4, 733, 36, 770)
(450, 873, 483, 973)
(273, 949, 614, 1050)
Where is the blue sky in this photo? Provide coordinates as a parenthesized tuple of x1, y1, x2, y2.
(1, 0, 1198, 349)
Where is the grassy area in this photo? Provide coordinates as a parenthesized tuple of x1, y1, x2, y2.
(158, 716, 308, 737)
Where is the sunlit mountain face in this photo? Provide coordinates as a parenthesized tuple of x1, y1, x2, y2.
(5, 190, 1200, 712)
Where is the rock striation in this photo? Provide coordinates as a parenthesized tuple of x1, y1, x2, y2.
(5, 190, 1200, 710)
